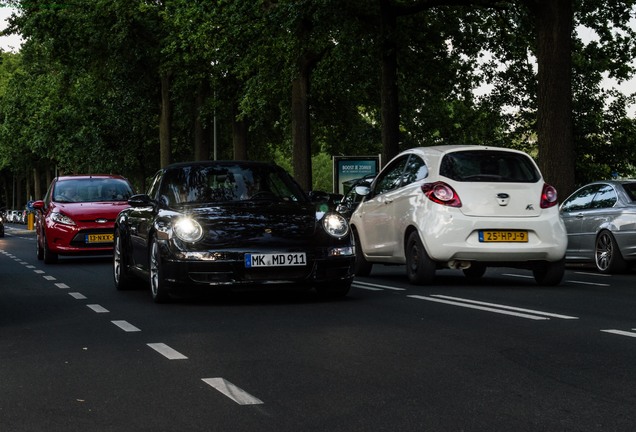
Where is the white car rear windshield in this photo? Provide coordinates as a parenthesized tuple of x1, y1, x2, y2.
(440, 150, 541, 183)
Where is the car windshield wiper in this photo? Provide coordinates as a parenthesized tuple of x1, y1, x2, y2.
(247, 191, 281, 201)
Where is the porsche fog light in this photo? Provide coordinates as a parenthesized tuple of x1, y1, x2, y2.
(173, 217, 203, 242)
(322, 212, 349, 238)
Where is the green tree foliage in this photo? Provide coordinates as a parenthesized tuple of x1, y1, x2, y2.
(0, 0, 635, 206)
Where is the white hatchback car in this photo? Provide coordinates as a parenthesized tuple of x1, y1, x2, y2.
(350, 145, 568, 285)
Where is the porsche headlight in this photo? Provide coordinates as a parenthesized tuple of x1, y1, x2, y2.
(50, 211, 76, 226)
(173, 217, 203, 243)
(322, 212, 349, 238)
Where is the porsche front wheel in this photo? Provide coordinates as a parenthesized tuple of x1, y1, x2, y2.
(113, 229, 135, 290)
(149, 237, 171, 303)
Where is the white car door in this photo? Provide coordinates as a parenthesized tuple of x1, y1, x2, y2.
(354, 154, 429, 260)
(354, 156, 409, 258)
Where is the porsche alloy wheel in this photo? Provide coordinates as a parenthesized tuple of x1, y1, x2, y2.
(149, 237, 170, 303)
(113, 229, 135, 290)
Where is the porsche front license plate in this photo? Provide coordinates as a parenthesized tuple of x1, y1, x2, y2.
(245, 252, 307, 268)
(86, 233, 114, 244)
(479, 230, 528, 242)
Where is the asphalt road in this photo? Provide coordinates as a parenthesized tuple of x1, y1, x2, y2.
(2, 223, 636, 431)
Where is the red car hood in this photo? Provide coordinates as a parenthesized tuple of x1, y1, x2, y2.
(54, 202, 129, 222)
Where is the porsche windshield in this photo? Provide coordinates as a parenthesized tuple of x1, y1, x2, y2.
(159, 164, 307, 205)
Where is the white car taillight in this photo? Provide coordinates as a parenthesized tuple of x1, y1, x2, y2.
(540, 183, 558, 208)
(421, 182, 462, 207)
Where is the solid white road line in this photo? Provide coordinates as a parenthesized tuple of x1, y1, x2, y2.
(112, 320, 141, 332)
(147, 343, 188, 360)
(601, 329, 636, 338)
(87, 304, 109, 313)
(353, 281, 406, 291)
(567, 280, 611, 287)
(202, 378, 264, 405)
(353, 284, 383, 291)
(409, 295, 550, 320)
(502, 273, 534, 279)
(431, 295, 579, 320)
(574, 271, 611, 277)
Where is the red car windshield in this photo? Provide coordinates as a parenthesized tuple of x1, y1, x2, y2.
(53, 179, 133, 203)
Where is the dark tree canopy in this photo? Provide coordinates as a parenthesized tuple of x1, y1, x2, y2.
(0, 0, 635, 209)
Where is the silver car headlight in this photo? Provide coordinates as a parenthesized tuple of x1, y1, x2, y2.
(173, 217, 204, 243)
(322, 212, 349, 239)
(50, 211, 76, 226)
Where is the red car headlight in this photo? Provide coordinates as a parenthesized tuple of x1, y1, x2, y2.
(50, 212, 76, 226)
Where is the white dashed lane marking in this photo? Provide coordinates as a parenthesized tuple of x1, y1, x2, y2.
(147, 343, 188, 360)
(202, 378, 264, 405)
(601, 329, 636, 338)
(87, 304, 109, 313)
(112, 320, 141, 332)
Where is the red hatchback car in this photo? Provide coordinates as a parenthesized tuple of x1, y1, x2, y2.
(33, 175, 134, 263)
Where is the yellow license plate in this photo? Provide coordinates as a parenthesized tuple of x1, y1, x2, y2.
(479, 230, 528, 242)
(86, 233, 114, 243)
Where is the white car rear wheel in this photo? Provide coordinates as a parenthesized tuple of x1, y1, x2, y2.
(533, 260, 565, 286)
(405, 231, 436, 285)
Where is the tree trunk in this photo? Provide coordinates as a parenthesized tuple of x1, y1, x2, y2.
(33, 168, 41, 201)
(193, 81, 209, 161)
(380, 0, 401, 166)
(25, 168, 31, 202)
(532, 0, 575, 197)
(233, 116, 249, 160)
(159, 73, 171, 168)
(292, 66, 312, 190)
(15, 174, 23, 209)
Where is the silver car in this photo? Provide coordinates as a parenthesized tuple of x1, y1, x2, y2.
(560, 180, 636, 273)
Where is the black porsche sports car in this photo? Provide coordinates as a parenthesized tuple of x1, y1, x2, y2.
(113, 161, 355, 302)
